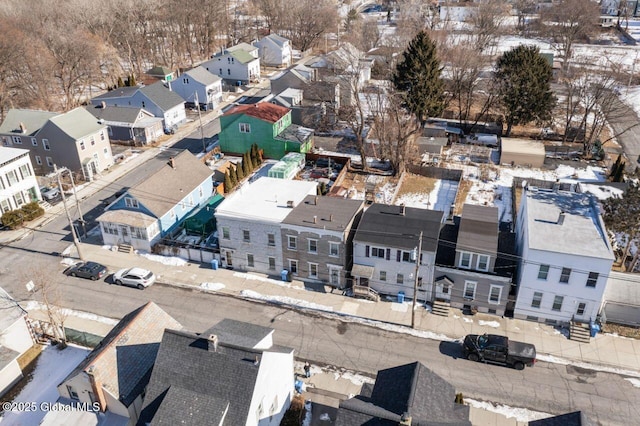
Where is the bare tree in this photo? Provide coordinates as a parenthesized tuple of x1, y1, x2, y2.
(467, 0, 510, 53)
(513, 0, 536, 32)
(395, 0, 440, 45)
(281, 0, 339, 51)
(443, 44, 488, 125)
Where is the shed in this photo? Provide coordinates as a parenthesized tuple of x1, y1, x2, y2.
(500, 138, 545, 168)
(267, 152, 305, 179)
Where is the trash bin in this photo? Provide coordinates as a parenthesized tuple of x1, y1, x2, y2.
(590, 320, 600, 337)
(211, 259, 218, 270)
(281, 269, 289, 281)
(397, 291, 405, 303)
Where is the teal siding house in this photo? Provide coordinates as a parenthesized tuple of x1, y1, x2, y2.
(218, 103, 313, 159)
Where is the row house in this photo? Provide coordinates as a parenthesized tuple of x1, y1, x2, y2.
(0, 108, 113, 180)
(514, 187, 615, 325)
(0, 147, 41, 218)
(281, 195, 364, 289)
(435, 204, 517, 317)
(202, 43, 261, 85)
(215, 177, 318, 272)
(351, 204, 445, 302)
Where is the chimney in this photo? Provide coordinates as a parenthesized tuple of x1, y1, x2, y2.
(19, 122, 26, 134)
(208, 334, 219, 352)
(400, 204, 405, 215)
(86, 366, 108, 412)
(557, 211, 565, 226)
(399, 413, 412, 426)
(254, 355, 260, 365)
(313, 215, 317, 224)
(100, 101, 106, 109)
(169, 157, 176, 169)
(329, 214, 333, 222)
(314, 196, 318, 205)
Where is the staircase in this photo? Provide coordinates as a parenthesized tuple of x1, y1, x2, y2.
(117, 243, 133, 254)
(352, 285, 380, 302)
(38, 200, 52, 210)
(431, 300, 450, 317)
(569, 320, 591, 343)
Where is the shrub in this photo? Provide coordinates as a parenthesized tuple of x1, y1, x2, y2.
(1, 210, 24, 229)
(21, 202, 44, 221)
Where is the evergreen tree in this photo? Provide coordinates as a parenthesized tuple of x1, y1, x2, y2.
(236, 160, 245, 180)
(129, 73, 137, 86)
(253, 144, 262, 165)
(250, 144, 258, 166)
(392, 30, 445, 124)
(611, 154, 622, 179)
(494, 45, 556, 136)
(229, 165, 237, 187)
(242, 155, 250, 175)
(244, 151, 254, 171)
(613, 161, 625, 182)
(117, 76, 125, 88)
(224, 170, 233, 193)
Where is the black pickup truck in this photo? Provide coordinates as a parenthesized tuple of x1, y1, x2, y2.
(463, 334, 536, 370)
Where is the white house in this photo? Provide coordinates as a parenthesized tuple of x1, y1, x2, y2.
(170, 66, 223, 110)
(513, 188, 615, 325)
(0, 147, 41, 218)
(215, 177, 317, 273)
(202, 43, 261, 84)
(254, 34, 292, 68)
(351, 204, 445, 302)
(0, 287, 34, 397)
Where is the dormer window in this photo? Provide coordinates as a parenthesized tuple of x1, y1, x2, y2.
(477, 254, 489, 272)
(459, 252, 471, 269)
(125, 197, 139, 208)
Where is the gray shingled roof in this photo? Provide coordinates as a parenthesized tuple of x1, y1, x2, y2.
(282, 195, 363, 232)
(92, 86, 139, 101)
(150, 386, 229, 425)
(128, 150, 213, 218)
(456, 204, 498, 255)
(0, 109, 57, 136)
(138, 329, 262, 425)
(184, 66, 222, 86)
(139, 81, 185, 111)
(203, 319, 273, 349)
(60, 302, 181, 407)
(355, 204, 444, 252)
(48, 107, 106, 140)
(85, 105, 148, 124)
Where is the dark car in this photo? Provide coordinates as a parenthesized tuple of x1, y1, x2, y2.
(66, 261, 108, 281)
(463, 334, 536, 370)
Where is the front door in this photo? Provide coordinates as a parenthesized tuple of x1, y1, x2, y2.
(435, 283, 451, 302)
(225, 251, 233, 267)
(119, 225, 130, 243)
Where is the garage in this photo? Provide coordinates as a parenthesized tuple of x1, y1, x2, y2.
(500, 138, 546, 168)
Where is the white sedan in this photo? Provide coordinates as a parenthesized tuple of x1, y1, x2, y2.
(112, 267, 156, 289)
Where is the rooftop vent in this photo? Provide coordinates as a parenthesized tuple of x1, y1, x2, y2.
(287, 200, 295, 208)
(207, 334, 219, 352)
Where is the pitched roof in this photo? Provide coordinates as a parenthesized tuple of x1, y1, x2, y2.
(92, 86, 139, 101)
(60, 302, 181, 407)
(0, 109, 57, 136)
(0, 147, 30, 166)
(457, 204, 498, 255)
(85, 105, 150, 124)
(139, 81, 185, 111)
(336, 362, 470, 426)
(355, 204, 444, 252)
(128, 150, 213, 218)
(261, 33, 289, 46)
(223, 103, 289, 123)
(0, 287, 26, 333)
(183, 66, 222, 86)
(282, 195, 363, 232)
(227, 42, 258, 54)
(203, 319, 274, 349)
(146, 66, 174, 77)
(138, 329, 262, 424)
(48, 107, 105, 140)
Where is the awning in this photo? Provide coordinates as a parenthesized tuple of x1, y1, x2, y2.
(435, 275, 454, 287)
(351, 264, 374, 279)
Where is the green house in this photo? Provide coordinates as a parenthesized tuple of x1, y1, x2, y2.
(219, 103, 314, 159)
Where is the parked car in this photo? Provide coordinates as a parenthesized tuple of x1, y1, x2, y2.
(113, 267, 156, 289)
(66, 261, 108, 281)
(40, 186, 60, 201)
(462, 333, 536, 370)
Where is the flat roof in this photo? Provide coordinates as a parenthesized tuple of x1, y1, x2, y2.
(501, 138, 546, 156)
(215, 177, 317, 223)
(524, 189, 614, 259)
(0, 147, 29, 165)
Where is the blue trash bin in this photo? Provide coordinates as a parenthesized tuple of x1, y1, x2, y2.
(211, 259, 218, 270)
(398, 291, 405, 303)
(590, 321, 600, 337)
(281, 270, 289, 281)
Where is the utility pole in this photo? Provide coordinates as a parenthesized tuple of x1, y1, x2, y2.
(195, 91, 206, 153)
(411, 231, 423, 329)
(67, 169, 86, 239)
(55, 165, 84, 261)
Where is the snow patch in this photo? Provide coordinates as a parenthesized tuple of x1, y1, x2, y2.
(625, 378, 640, 388)
(200, 282, 225, 291)
(25, 301, 119, 325)
(465, 398, 553, 422)
(240, 290, 334, 312)
(233, 272, 300, 289)
(138, 251, 187, 266)
(536, 354, 640, 378)
(463, 317, 473, 323)
(478, 320, 501, 328)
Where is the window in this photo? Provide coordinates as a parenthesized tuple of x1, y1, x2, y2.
(239, 123, 251, 133)
(219, 68, 222, 74)
(531, 292, 543, 308)
(0, 177, 4, 189)
(459, 252, 471, 268)
(268, 257, 276, 270)
(586, 272, 598, 288)
(103, 147, 109, 157)
(227, 69, 231, 75)
(329, 242, 339, 257)
(308, 263, 318, 278)
(102, 222, 119, 235)
(19, 164, 31, 178)
(552, 295, 564, 311)
(560, 267, 571, 283)
(0, 200, 9, 213)
(35, 156, 42, 165)
(289, 259, 298, 274)
(31, 137, 38, 146)
(477, 254, 489, 271)
(12, 136, 21, 144)
(67, 385, 79, 400)
(90, 136, 95, 146)
(379, 271, 386, 281)
(141, 101, 146, 108)
(329, 268, 340, 286)
(247, 254, 254, 267)
(243, 230, 250, 242)
(396, 273, 404, 284)
(5, 170, 18, 185)
(14, 192, 24, 206)
(222, 227, 230, 239)
(308, 239, 317, 253)
(267, 233, 275, 246)
(371, 247, 385, 258)
(43, 139, 50, 150)
(576, 302, 587, 316)
(100, 131, 105, 141)
(488, 285, 502, 304)
(287, 235, 297, 250)
(538, 264, 550, 280)
(46, 157, 54, 167)
(130, 227, 146, 240)
(401, 251, 412, 262)
(125, 197, 139, 208)
(79, 140, 85, 150)
(464, 281, 477, 299)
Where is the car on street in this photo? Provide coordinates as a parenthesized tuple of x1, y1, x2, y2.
(66, 261, 108, 281)
(463, 333, 536, 370)
(113, 267, 156, 289)
(40, 186, 60, 201)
